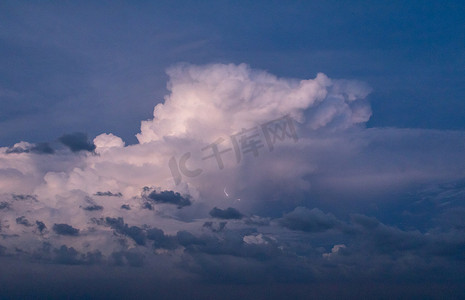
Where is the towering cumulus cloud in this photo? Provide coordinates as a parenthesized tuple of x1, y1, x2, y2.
(138, 63, 371, 144)
(1, 64, 465, 296)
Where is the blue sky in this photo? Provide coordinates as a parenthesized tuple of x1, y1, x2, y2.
(1, 1, 465, 299)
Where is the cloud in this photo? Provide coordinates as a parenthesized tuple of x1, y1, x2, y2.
(322, 244, 346, 259)
(52, 245, 103, 265)
(36, 221, 46, 233)
(52, 224, 80, 236)
(93, 133, 125, 153)
(0, 63, 464, 293)
(94, 191, 122, 197)
(142, 188, 192, 208)
(12, 194, 37, 201)
(279, 207, 339, 232)
(111, 251, 145, 267)
(176, 230, 205, 247)
(30, 143, 55, 154)
(209, 207, 243, 219)
(137, 63, 371, 144)
(15, 216, 33, 227)
(105, 217, 146, 246)
(81, 204, 103, 211)
(5, 142, 54, 155)
(146, 228, 177, 250)
(202, 221, 227, 232)
(243, 233, 268, 245)
(58, 132, 96, 152)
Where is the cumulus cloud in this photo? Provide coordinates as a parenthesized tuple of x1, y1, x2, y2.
(93, 133, 125, 154)
(0, 63, 464, 291)
(137, 63, 371, 144)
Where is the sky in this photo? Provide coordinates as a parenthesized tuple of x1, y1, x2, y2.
(0, 1, 465, 299)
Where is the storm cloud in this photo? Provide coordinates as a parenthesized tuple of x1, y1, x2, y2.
(0, 62, 464, 298)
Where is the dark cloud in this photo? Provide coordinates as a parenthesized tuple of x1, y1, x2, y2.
(15, 216, 33, 227)
(178, 229, 283, 275)
(31, 142, 55, 154)
(81, 197, 103, 211)
(244, 216, 270, 226)
(176, 231, 206, 247)
(101, 217, 181, 249)
(82, 204, 103, 211)
(145, 228, 164, 241)
(279, 207, 339, 233)
(103, 218, 179, 249)
(1, 204, 465, 289)
(203, 221, 227, 232)
(58, 132, 96, 152)
(435, 207, 465, 230)
(52, 245, 81, 265)
(104, 217, 125, 229)
(142, 202, 153, 210)
(52, 245, 103, 265)
(105, 217, 146, 246)
(0, 202, 9, 210)
(120, 204, 131, 210)
(12, 194, 37, 201)
(348, 215, 429, 255)
(94, 191, 122, 197)
(52, 224, 80, 236)
(0, 234, 19, 239)
(123, 226, 146, 246)
(146, 228, 177, 250)
(143, 189, 191, 208)
(111, 251, 145, 267)
(350, 214, 380, 230)
(36, 221, 46, 233)
(209, 207, 243, 220)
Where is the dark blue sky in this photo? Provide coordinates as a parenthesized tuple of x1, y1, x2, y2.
(1, 0, 464, 146)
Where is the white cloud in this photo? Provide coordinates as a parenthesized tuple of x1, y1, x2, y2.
(323, 244, 346, 259)
(243, 233, 268, 245)
(93, 133, 125, 153)
(136, 63, 370, 144)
